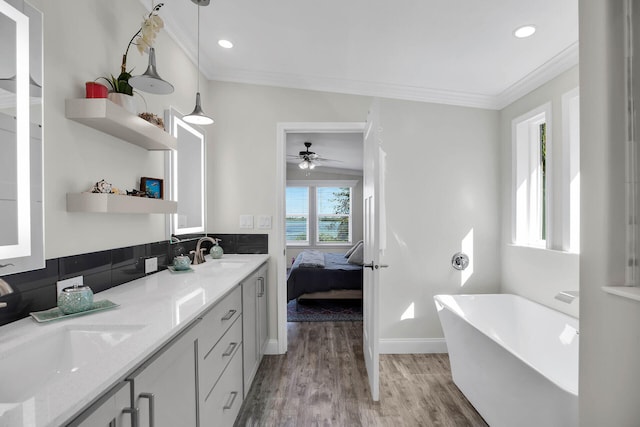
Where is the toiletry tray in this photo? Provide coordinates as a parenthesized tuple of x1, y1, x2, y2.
(29, 300, 119, 323)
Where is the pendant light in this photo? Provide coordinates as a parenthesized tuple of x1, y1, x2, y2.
(129, 2, 174, 95)
(129, 47, 174, 94)
(184, 0, 213, 125)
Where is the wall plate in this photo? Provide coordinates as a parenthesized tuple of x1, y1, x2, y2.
(145, 257, 158, 274)
(257, 215, 272, 229)
(240, 215, 254, 229)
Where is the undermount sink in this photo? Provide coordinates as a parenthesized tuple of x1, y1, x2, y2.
(0, 324, 144, 403)
(210, 259, 247, 269)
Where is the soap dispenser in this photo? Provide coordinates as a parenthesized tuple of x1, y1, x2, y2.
(210, 238, 223, 259)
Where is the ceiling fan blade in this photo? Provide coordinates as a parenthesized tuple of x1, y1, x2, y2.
(316, 156, 343, 163)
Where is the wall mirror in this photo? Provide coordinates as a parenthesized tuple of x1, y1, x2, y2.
(0, 0, 44, 275)
(165, 107, 206, 238)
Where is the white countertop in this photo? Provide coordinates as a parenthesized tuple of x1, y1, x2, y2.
(0, 254, 269, 427)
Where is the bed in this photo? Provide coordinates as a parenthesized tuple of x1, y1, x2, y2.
(287, 250, 363, 303)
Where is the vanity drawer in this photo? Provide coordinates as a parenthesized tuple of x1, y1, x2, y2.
(199, 315, 242, 397)
(200, 345, 244, 427)
(198, 286, 241, 354)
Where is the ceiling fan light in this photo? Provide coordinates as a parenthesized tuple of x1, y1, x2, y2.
(309, 162, 316, 170)
(299, 160, 309, 169)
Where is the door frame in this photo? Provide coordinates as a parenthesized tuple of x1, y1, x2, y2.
(275, 122, 366, 354)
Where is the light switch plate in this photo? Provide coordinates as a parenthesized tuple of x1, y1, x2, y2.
(145, 257, 158, 274)
(239, 215, 254, 229)
(257, 215, 272, 229)
(56, 276, 84, 296)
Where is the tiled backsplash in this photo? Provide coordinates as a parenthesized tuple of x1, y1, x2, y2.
(0, 234, 268, 327)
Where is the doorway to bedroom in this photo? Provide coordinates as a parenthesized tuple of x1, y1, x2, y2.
(285, 131, 365, 322)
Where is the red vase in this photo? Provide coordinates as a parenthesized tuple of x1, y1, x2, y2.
(85, 82, 108, 98)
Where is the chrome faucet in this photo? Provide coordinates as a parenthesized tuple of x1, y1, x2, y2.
(0, 278, 13, 309)
(555, 290, 579, 304)
(192, 236, 216, 265)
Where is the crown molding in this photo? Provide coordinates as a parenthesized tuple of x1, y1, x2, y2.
(210, 42, 578, 111)
(209, 67, 499, 110)
(494, 42, 579, 110)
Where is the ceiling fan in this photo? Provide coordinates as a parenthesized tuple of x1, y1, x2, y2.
(288, 142, 340, 171)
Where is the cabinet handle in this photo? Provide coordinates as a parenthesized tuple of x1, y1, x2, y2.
(122, 407, 139, 427)
(221, 309, 237, 321)
(139, 392, 155, 427)
(257, 277, 265, 297)
(222, 342, 238, 357)
(223, 391, 238, 410)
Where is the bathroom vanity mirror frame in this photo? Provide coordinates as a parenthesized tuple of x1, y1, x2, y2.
(0, 0, 44, 275)
(165, 107, 206, 237)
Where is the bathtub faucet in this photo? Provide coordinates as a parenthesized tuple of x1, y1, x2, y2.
(555, 290, 579, 304)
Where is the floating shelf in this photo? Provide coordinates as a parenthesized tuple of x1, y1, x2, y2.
(65, 98, 177, 151)
(67, 193, 177, 214)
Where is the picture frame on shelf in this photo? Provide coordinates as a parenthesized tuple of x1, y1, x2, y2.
(141, 177, 163, 199)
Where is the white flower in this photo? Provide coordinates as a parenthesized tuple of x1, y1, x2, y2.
(135, 14, 163, 54)
(150, 15, 164, 30)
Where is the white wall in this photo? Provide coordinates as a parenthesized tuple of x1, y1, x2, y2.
(579, 1, 640, 425)
(31, 0, 208, 258)
(499, 66, 580, 318)
(377, 98, 501, 351)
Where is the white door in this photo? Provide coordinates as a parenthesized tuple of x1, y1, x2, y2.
(363, 99, 385, 401)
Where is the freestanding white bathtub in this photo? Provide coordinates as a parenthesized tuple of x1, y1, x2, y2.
(434, 294, 578, 427)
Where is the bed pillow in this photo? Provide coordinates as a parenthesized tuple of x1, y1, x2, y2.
(347, 241, 364, 265)
(344, 240, 363, 258)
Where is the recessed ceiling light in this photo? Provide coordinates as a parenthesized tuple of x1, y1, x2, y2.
(514, 25, 536, 38)
(218, 39, 233, 49)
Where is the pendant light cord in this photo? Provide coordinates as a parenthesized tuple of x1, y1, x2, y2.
(196, 4, 200, 93)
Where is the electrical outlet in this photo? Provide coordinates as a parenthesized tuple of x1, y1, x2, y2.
(56, 276, 84, 296)
(145, 257, 158, 274)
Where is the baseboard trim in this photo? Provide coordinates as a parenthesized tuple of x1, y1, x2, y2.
(379, 338, 448, 354)
(264, 338, 281, 355)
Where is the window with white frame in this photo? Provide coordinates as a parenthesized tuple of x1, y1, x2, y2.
(512, 93, 580, 252)
(285, 186, 310, 244)
(286, 181, 355, 246)
(513, 104, 550, 248)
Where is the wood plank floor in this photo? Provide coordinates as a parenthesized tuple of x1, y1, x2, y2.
(235, 322, 488, 427)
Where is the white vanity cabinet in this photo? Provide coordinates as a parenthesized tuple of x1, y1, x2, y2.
(126, 323, 200, 427)
(197, 285, 244, 426)
(57, 257, 270, 427)
(67, 382, 133, 427)
(242, 263, 268, 395)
